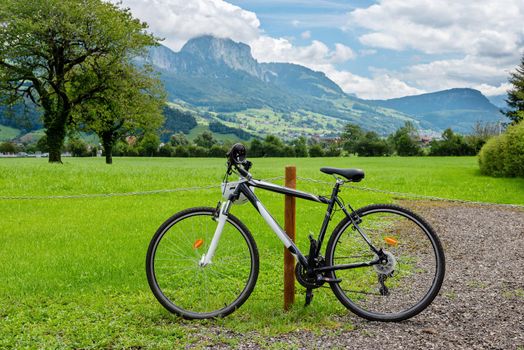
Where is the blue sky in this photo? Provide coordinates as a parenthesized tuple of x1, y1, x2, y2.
(118, 0, 524, 99)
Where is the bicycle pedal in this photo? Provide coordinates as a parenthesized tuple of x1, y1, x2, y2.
(318, 277, 342, 283)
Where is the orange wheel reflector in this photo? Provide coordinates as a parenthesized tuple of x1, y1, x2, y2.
(193, 239, 204, 249)
(384, 237, 398, 246)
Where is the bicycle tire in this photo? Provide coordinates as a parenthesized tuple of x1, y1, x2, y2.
(325, 204, 445, 321)
(146, 207, 259, 319)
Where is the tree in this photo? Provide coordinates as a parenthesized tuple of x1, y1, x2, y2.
(0, 0, 157, 162)
(249, 139, 264, 157)
(429, 128, 475, 156)
(291, 137, 308, 157)
(262, 135, 286, 157)
(324, 143, 341, 157)
(341, 123, 364, 154)
(505, 55, 524, 124)
(194, 131, 217, 149)
(158, 143, 174, 157)
(170, 133, 190, 147)
(66, 137, 89, 157)
(465, 121, 500, 153)
(390, 121, 421, 156)
(308, 144, 324, 157)
(0, 142, 17, 154)
(354, 131, 392, 156)
(138, 133, 160, 157)
(74, 63, 165, 164)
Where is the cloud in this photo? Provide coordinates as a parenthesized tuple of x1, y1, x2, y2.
(348, 0, 524, 57)
(473, 83, 512, 97)
(323, 67, 425, 99)
(396, 55, 515, 95)
(115, 0, 520, 100)
(117, 0, 355, 67)
(250, 37, 355, 66)
(117, 0, 260, 51)
(346, 0, 524, 98)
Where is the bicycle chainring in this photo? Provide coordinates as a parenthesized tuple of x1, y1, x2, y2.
(295, 256, 326, 289)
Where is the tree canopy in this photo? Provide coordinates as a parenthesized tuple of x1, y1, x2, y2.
(74, 63, 165, 164)
(0, 0, 159, 162)
(505, 55, 524, 125)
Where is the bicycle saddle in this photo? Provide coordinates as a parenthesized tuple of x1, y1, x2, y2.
(320, 167, 365, 182)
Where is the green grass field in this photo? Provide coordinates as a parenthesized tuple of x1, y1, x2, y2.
(1, 157, 523, 348)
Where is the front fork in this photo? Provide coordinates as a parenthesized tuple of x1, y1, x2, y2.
(199, 201, 231, 266)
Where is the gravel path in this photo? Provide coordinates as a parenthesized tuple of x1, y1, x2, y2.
(193, 202, 524, 349)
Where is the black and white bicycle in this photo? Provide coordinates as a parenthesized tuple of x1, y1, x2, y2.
(146, 144, 445, 321)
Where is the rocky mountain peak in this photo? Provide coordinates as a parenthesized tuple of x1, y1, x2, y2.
(181, 35, 262, 78)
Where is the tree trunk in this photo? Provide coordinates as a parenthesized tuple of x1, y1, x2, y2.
(43, 97, 69, 163)
(46, 121, 66, 163)
(102, 133, 114, 165)
(104, 143, 113, 164)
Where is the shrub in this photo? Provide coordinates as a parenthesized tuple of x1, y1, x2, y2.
(67, 138, 89, 157)
(308, 144, 324, 157)
(479, 121, 524, 177)
(0, 141, 17, 153)
(324, 144, 341, 157)
(158, 143, 174, 157)
(208, 144, 229, 157)
(173, 145, 190, 157)
(187, 145, 208, 157)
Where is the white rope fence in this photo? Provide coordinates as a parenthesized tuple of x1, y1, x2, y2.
(1, 175, 523, 209)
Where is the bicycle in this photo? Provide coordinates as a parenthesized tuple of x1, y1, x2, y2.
(146, 144, 445, 321)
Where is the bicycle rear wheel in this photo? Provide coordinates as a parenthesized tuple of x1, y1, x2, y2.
(326, 204, 445, 321)
(146, 207, 259, 319)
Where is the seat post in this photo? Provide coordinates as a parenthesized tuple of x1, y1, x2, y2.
(330, 178, 344, 201)
(314, 178, 344, 257)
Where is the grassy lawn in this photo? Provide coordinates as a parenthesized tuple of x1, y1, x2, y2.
(0, 157, 522, 348)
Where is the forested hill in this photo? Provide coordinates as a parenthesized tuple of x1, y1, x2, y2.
(371, 88, 503, 131)
(144, 36, 423, 136)
(145, 36, 503, 134)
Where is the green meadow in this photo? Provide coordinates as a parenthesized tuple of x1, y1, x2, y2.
(1, 157, 523, 348)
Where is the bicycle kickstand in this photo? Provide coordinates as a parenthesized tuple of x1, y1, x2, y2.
(305, 288, 314, 306)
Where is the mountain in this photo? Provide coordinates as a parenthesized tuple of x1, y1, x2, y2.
(146, 36, 505, 136)
(371, 88, 503, 133)
(145, 36, 421, 137)
(1, 36, 506, 141)
(487, 94, 508, 109)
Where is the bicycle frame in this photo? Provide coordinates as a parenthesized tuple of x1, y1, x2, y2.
(200, 177, 381, 273)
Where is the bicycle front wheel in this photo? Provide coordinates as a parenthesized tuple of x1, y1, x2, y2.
(326, 204, 445, 321)
(146, 207, 259, 319)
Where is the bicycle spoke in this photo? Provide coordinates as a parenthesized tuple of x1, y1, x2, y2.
(327, 205, 444, 321)
(147, 209, 258, 318)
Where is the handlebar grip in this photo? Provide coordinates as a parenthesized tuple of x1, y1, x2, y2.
(227, 143, 247, 164)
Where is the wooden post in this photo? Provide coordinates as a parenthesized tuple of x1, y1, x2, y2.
(284, 166, 296, 311)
